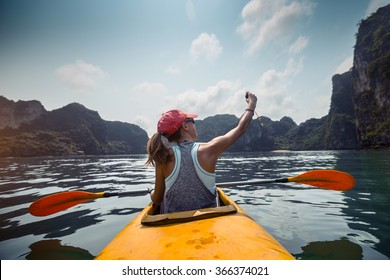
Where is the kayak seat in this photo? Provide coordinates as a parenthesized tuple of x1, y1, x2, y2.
(141, 188, 237, 226)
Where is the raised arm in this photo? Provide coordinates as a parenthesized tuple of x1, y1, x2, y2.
(198, 92, 257, 172)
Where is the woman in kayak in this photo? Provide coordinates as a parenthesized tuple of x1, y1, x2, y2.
(146, 92, 257, 213)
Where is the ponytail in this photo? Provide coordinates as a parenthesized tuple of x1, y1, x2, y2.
(146, 133, 168, 166)
(146, 129, 182, 166)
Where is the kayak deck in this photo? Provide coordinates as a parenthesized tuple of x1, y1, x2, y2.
(95, 188, 294, 260)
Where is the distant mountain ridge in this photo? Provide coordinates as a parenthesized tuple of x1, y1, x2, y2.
(195, 114, 328, 152)
(0, 97, 148, 157)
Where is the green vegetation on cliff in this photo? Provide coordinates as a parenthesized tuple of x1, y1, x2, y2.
(352, 4, 390, 148)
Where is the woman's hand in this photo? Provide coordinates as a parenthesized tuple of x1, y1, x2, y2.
(245, 91, 257, 111)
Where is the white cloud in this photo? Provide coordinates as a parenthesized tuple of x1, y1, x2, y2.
(134, 59, 307, 135)
(186, 0, 196, 21)
(167, 80, 243, 119)
(254, 58, 304, 119)
(55, 60, 108, 92)
(133, 80, 243, 136)
(365, 0, 390, 16)
(190, 33, 223, 62)
(163, 58, 305, 124)
(133, 82, 167, 94)
(334, 55, 353, 75)
(134, 115, 155, 137)
(322, 55, 353, 89)
(289, 35, 309, 54)
(237, 0, 314, 55)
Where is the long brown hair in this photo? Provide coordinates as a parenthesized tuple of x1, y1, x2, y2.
(145, 129, 182, 166)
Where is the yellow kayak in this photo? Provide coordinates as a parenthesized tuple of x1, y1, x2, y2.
(95, 188, 294, 260)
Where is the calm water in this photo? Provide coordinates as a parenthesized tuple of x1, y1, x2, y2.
(0, 150, 389, 260)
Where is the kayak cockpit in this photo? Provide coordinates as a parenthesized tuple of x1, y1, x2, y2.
(141, 188, 237, 226)
(96, 188, 295, 260)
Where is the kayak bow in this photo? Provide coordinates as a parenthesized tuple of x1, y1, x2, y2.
(95, 188, 294, 260)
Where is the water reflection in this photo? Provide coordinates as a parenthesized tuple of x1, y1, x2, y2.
(0, 155, 152, 259)
(216, 150, 390, 260)
(0, 151, 389, 260)
(334, 151, 390, 259)
(1, 210, 101, 241)
(24, 239, 94, 260)
(295, 238, 363, 260)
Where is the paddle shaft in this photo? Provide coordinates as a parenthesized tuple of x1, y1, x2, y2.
(101, 178, 288, 198)
(217, 178, 288, 187)
(103, 189, 150, 197)
(82, 171, 351, 198)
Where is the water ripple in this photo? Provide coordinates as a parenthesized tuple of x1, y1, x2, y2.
(0, 151, 389, 260)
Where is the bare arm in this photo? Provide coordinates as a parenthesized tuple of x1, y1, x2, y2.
(149, 163, 166, 206)
(198, 92, 257, 172)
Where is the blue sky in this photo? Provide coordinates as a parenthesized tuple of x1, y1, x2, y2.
(1, 0, 389, 136)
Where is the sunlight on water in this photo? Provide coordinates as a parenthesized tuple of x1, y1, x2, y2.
(0, 151, 389, 260)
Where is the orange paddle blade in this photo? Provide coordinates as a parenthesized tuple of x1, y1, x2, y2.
(29, 191, 105, 217)
(288, 170, 355, 191)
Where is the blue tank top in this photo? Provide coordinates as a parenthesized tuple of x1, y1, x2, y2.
(161, 142, 217, 213)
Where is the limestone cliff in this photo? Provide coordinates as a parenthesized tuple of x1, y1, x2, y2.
(0, 96, 46, 129)
(326, 72, 359, 149)
(352, 4, 390, 148)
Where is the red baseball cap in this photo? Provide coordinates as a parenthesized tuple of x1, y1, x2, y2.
(157, 109, 198, 137)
